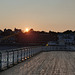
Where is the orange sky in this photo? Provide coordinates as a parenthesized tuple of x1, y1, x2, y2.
(0, 0, 75, 32)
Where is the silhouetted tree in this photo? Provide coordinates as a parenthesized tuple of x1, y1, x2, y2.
(2, 28, 13, 36)
(0, 30, 3, 34)
(63, 30, 72, 34)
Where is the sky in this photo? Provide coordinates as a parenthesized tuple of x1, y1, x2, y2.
(0, 0, 75, 32)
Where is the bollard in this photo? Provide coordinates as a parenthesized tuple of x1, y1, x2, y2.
(0, 52, 2, 71)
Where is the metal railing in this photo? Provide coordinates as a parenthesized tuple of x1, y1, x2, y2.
(0, 47, 42, 71)
(0, 45, 74, 71)
(43, 45, 73, 51)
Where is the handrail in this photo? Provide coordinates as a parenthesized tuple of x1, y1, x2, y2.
(0, 46, 43, 71)
(0, 45, 75, 71)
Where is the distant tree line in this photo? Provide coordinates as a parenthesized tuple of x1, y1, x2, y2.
(0, 28, 22, 36)
(0, 28, 75, 46)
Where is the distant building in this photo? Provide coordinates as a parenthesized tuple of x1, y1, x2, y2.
(1, 36, 16, 44)
(47, 41, 58, 46)
(58, 33, 75, 45)
(58, 34, 65, 45)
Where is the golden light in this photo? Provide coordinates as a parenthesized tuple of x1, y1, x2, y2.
(25, 28, 29, 32)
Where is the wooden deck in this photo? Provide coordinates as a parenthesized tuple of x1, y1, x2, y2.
(1, 51, 75, 75)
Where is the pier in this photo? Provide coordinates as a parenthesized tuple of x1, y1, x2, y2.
(0, 46, 75, 75)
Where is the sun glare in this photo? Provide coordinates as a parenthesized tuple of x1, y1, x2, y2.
(25, 28, 29, 32)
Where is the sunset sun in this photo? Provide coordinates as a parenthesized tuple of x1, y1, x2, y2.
(25, 28, 29, 32)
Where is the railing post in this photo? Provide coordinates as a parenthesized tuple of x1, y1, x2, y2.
(32, 49, 34, 56)
(27, 48, 28, 58)
(27, 49, 29, 58)
(17, 50, 19, 63)
(0, 52, 2, 71)
(7, 51, 9, 68)
(25, 48, 27, 59)
(29, 48, 30, 57)
(30, 48, 31, 57)
(24, 48, 25, 60)
(33, 48, 35, 56)
(33, 48, 34, 55)
(31, 48, 33, 56)
(13, 50, 14, 66)
(21, 49, 22, 61)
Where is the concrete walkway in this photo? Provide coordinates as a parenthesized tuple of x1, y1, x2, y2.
(1, 51, 75, 75)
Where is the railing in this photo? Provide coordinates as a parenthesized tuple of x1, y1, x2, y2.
(0, 45, 74, 71)
(0, 47, 42, 71)
(43, 45, 74, 51)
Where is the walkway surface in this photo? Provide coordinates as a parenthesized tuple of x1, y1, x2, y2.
(1, 51, 75, 75)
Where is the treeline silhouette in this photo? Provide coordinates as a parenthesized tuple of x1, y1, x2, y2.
(0, 28, 75, 46)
